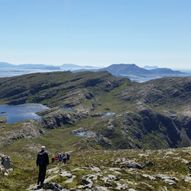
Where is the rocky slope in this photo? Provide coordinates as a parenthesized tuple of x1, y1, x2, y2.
(64, 108, 191, 150)
(27, 148, 191, 191)
(121, 77, 191, 109)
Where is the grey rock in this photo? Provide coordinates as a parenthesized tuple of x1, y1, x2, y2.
(72, 128, 96, 138)
(44, 182, 69, 191)
(42, 109, 88, 129)
(90, 166, 101, 173)
(116, 182, 128, 190)
(60, 171, 73, 179)
(114, 158, 144, 169)
(184, 176, 191, 183)
(92, 186, 109, 191)
(128, 189, 137, 191)
(155, 174, 178, 185)
(80, 175, 94, 189)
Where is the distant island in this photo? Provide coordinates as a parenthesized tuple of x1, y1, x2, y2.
(103, 63, 187, 82)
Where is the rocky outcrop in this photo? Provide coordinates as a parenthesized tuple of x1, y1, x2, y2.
(0, 121, 44, 146)
(72, 128, 96, 138)
(41, 109, 89, 129)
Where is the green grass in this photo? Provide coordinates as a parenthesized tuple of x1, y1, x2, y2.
(1, 134, 191, 191)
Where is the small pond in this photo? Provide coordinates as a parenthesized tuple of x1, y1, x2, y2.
(0, 103, 49, 124)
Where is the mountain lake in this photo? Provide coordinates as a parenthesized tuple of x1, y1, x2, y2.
(0, 103, 49, 124)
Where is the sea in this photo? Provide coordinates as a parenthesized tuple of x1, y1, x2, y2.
(0, 68, 57, 78)
(0, 67, 191, 81)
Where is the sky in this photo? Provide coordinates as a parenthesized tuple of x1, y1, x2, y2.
(0, 0, 191, 69)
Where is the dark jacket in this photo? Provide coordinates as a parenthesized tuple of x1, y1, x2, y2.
(36, 150, 49, 167)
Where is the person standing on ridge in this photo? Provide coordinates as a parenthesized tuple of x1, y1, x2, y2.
(36, 145, 49, 188)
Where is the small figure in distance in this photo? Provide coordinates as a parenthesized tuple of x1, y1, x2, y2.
(36, 145, 49, 188)
(58, 153, 63, 162)
(51, 152, 70, 164)
(63, 152, 70, 164)
(62, 153, 67, 164)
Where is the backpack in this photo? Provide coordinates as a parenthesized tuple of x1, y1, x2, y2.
(37, 151, 48, 166)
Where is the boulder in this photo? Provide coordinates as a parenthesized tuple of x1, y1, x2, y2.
(114, 158, 144, 169)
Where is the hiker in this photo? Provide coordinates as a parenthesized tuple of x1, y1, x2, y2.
(58, 153, 63, 162)
(63, 153, 70, 164)
(66, 152, 70, 161)
(51, 152, 71, 164)
(36, 146, 49, 188)
(62, 153, 67, 164)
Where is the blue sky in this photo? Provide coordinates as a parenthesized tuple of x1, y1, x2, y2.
(0, 0, 191, 69)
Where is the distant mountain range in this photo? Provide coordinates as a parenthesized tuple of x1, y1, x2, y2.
(60, 64, 99, 71)
(0, 62, 98, 71)
(0, 62, 60, 70)
(104, 63, 183, 76)
(0, 62, 189, 82)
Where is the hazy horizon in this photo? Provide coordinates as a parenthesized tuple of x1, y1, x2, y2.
(0, 0, 191, 70)
(1, 61, 191, 71)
